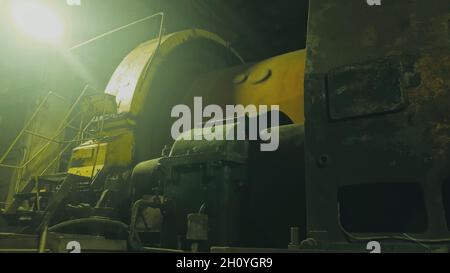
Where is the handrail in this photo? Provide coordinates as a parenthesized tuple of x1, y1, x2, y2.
(23, 111, 87, 144)
(0, 92, 65, 164)
(0, 86, 89, 170)
(39, 132, 82, 176)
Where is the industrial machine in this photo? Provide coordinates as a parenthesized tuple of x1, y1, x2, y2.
(0, 0, 448, 253)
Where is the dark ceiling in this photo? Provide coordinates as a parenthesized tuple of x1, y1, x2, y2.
(60, 0, 309, 60)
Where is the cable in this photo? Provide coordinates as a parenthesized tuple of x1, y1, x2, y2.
(69, 12, 164, 51)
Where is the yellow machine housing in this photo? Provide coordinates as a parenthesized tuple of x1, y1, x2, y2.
(67, 29, 305, 175)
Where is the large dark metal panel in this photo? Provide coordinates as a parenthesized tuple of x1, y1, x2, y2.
(304, 0, 450, 246)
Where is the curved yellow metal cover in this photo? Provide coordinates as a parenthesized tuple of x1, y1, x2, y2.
(233, 50, 306, 124)
(105, 29, 243, 116)
(189, 50, 306, 124)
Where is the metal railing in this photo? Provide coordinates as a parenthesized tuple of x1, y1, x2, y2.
(0, 86, 89, 170)
(0, 91, 65, 166)
(0, 86, 95, 204)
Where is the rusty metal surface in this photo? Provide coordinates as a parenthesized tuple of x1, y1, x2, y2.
(304, 0, 450, 246)
(327, 56, 407, 120)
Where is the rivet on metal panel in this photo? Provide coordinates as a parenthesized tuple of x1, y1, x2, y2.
(317, 154, 330, 168)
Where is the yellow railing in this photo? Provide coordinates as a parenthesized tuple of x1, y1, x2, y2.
(0, 85, 90, 170)
(0, 86, 96, 206)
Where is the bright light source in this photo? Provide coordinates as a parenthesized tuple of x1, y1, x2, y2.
(11, 0, 64, 44)
(66, 0, 81, 6)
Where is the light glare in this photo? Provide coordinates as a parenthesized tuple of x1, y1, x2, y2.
(11, 1, 64, 44)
